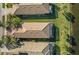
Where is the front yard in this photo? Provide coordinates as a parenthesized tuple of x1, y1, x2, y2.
(21, 4, 71, 55)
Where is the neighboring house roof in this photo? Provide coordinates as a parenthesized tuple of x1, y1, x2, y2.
(8, 42, 49, 55)
(19, 3, 43, 5)
(14, 4, 52, 15)
(13, 22, 53, 38)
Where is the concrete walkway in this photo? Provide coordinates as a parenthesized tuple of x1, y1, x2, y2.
(0, 4, 4, 38)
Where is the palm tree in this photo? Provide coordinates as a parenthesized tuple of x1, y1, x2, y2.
(0, 3, 22, 49)
(0, 14, 23, 48)
(12, 16, 23, 29)
(6, 14, 23, 31)
(2, 35, 19, 49)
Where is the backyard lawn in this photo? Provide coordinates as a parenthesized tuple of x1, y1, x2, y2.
(22, 4, 71, 55)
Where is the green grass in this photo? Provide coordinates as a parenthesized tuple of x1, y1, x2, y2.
(22, 4, 71, 55)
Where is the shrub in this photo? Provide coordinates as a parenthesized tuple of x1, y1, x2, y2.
(0, 40, 2, 47)
(6, 3, 13, 8)
(2, 35, 19, 49)
(2, 3, 5, 8)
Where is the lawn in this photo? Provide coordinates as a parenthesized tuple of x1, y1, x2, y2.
(22, 4, 71, 55)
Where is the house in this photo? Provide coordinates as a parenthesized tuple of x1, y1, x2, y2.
(14, 3, 52, 15)
(12, 22, 53, 39)
(4, 42, 54, 55)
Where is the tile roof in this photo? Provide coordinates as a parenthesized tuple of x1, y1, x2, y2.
(14, 4, 51, 15)
(13, 22, 52, 38)
(8, 42, 49, 53)
(20, 22, 49, 31)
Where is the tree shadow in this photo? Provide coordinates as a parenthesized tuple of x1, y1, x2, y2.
(69, 47, 76, 55)
(63, 11, 75, 23)
(66, 34, 77, 46)
(70, 36, 77, 46)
